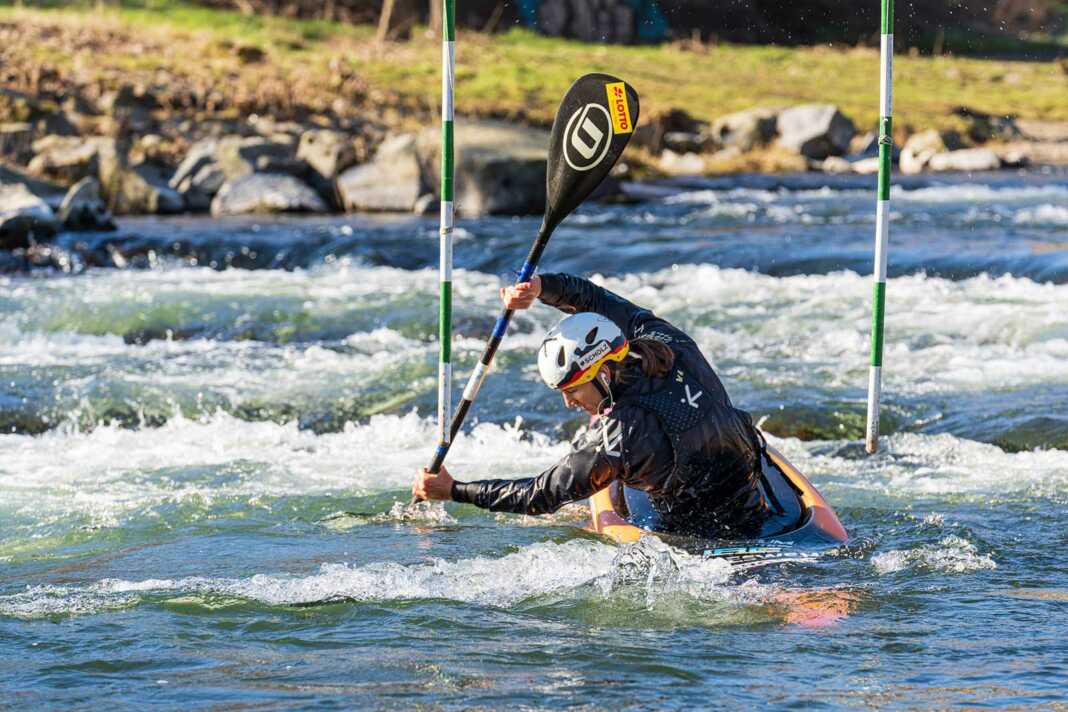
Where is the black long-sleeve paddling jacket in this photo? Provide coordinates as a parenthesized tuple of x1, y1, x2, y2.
(452, 273, 769, 539)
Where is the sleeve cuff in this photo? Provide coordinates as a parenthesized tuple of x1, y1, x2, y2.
(451, 481, 475, 504)
(537, 273, 566, 307)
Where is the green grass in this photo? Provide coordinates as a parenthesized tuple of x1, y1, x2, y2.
(116, 0, 367, 46)
(2, 0, 1066, 134)
(3, 0, 371, 51)
(354, 27, 1068, 131)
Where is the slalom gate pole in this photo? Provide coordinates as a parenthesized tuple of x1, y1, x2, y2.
(866, 0, 893, 454)
(437, 0, 456, 456)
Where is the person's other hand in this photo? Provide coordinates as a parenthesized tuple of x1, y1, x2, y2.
(499, 276, 542, 310)
(412, 465, 455, 501)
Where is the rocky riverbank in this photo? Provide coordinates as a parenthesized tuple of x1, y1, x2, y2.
(631, 103, 1067, 176)
(2, 9, 1068, 267)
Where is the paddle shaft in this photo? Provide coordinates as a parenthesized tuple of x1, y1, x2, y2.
(427, 227, 549, 474)
(412, 72, 640, 499)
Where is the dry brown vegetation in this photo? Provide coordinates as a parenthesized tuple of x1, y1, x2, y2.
(1, 3, 1066, 171)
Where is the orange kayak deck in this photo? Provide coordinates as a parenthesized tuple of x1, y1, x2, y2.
(588, 444, 848, 548)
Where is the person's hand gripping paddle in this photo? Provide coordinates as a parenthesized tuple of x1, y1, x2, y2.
(412, 73, 640, 503)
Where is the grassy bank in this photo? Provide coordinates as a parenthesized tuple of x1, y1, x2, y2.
(2, 1, 1067, 138)
(366, 31, 1068, 133)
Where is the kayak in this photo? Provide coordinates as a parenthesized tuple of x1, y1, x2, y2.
(588, 443, 847, 567)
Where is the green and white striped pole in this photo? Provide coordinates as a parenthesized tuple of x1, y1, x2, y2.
(866, 0, 893, 454)
(437, 0, 455, 453)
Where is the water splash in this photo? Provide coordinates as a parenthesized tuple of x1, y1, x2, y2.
(872, 535, 997, 575)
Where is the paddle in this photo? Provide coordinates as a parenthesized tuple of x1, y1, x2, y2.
(416, 73, 640, 498)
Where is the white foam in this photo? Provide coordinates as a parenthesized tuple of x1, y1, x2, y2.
(892, 183, 1068, 204)
(0, 540, 611, 616)
(0, 537, 751, 619)
(0, 585, 139, 619)
(222, 539, 618, 606)
(922, 512, 945, 527)
(667, 187, 867, 226)
(770, 431, 1068, 498)
(0, 260, 502, 338)
(583, 266, 1068, 395)
(666, 187, 867, 206)
(0, 261, 543, 430)
(872, 535, 997, 574)
(665, 183, 1068, 207)
(1014, 204, 1068, 226)
(662, 183, 1068, 228)
(5, 262, 1065, 407)
(2, 263, 1066, 532)
(0, 412, 569, 530)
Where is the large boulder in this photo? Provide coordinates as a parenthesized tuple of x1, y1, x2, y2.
(0, 183, 59, 248)
(900, 130, 942, 174)
(950, 106, 1021, 144)
(297, 129, 357, 207)
(850, 156, 881, 175)
(37, 110, 83, 139)
(248, 115, 306, 145)
(776, 104, 856, 160)
(899, 129, 962, 174)
(169, 139, 218, 189)
(337, 134, 426, 213)
(100, 152, 184, 215)
(632, 109, 710, 153)
(848, 131, 877, 157)
(211, 173, 328, 216)
(819, 156, 853, 174)
(926, 148, 1002, 173)
(117, 165, 185, 215)
(0, 123, 34, 164)
(662, 131, 710, 154)
(179, 163, 226, 213)
(169, 139, 224, 212)
(847, 131, 901, 162)
(418, 121, 549, 216)
(169, 134, 329, 213)
(711, 107, 781, 151)
(215, 136, 301, 180)
(659, 149, 706, 175)
(1015, 119, 1068, 142)
(297, 129, 357, 181)
(27, 136, 114, 185)
(0, 162, 67, 210)
(339, 122, 550, 216)
(58, 177, 116, 231)
(988, 141, 1057, 167)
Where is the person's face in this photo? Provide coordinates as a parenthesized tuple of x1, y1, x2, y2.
(560, 369, 607, 415)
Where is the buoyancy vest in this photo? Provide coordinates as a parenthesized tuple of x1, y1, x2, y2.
(615, 362, 769, 538)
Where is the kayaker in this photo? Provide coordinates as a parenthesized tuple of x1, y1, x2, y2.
(411, 273, 789, 539)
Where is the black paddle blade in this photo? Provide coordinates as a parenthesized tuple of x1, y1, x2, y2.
(543, 73, 640, 235)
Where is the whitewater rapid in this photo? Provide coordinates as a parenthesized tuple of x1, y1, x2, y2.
(2, 173, 1067, 708)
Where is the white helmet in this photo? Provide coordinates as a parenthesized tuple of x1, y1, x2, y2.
(537, 312, 629, 390)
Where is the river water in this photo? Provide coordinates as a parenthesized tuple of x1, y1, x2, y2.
(2, 170, 1067, 708)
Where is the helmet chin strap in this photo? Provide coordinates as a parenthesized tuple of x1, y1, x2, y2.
(593, 372, 614, 414)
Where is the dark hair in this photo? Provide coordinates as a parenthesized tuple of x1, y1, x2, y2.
(609, 337, 675, 384)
